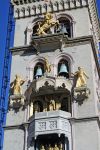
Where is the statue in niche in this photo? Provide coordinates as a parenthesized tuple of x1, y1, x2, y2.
(59, 143, 63, 150)
(10, 74, 25, 95)
(56, 103, 61, 110)
(44, 58, 51, 73)
(40, 145, 45, 150)
(54, 144, 59, 150)
(49, 100, 55, 111)
(74, 67, 89, 88)
(36, 13, 59, 36)
(48, 144, 53, 150)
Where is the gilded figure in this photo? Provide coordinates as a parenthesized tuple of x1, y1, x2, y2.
(10, 74, 25, 95)
(36, 13, 59, 36)
(44, 58, 51, 73)
(56, 103, 61, 110)
(49, 100, 55, 111)
(54, 144, 59, 150)
(59, 144, 63, 150)
(40, 145, 45, 150)
(74, 67, 89, 87)
(48, 144, 53, 150)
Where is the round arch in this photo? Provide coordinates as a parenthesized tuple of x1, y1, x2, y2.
(56, 13, 75, 37)
(27, 56, 46, 81)
(54, 53, 74, 77)
(25, 17, 44, 45)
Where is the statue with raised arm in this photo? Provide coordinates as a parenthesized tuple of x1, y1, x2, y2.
(10, 74, 25, 95)
(36, 13, 59, 36)
(74, 67, 89, 88)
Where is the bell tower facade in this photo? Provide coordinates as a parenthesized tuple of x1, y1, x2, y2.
(4, 0, 100, 150)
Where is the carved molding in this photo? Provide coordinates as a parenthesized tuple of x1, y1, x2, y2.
(12, 0, 88, 19)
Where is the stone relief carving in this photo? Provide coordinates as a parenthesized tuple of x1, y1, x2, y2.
(38, 122, 46, 131)
(49, 121, 57, 129)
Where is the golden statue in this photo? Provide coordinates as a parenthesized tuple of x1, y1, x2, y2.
(10, 74, 25, 95)
(54, 144, 59, 150)
(36, 13, 59, 36)
(56, 103, 61, 110)
(59, 144, 63, 150)
(49, 100, 55, 111)
(40, 145, 45, 150)
(74, 67, 89, 88)
(48, 144, 53, 150)
(44, 58, 51, 73)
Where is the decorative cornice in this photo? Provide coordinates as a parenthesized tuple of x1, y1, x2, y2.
(12, 0, 88, 19)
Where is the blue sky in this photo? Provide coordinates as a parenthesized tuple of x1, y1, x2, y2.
(0, 0, 10, 88)
(96, 0, 100, 17)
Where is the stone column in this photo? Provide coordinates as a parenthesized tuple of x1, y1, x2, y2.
(24, 124, 28, 150)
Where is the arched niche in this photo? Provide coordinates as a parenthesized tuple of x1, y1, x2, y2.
(26, 56, 46, 82)
(58, 59, 69, 78)
(34, 62, 44, 79)
(56, 13, 74, 37)
(54, 53, 74, 77)
(25, 17, 44, 45)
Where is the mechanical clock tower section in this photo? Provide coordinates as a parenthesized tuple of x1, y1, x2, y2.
(4, 0, 100, 150)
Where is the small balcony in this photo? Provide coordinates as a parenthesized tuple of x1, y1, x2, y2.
(28, 110, 71, 140)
